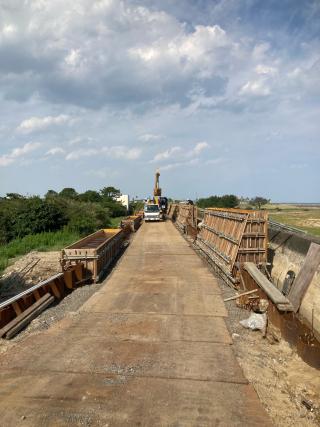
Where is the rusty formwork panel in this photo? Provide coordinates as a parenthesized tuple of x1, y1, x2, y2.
(175, 204, 198, 237)
(0, 264, 84, 330)
(195, 208, 268, 285)
(120, 215, 143, 232)
(61, 229, 125, 282)
(167, 203, 178, 221)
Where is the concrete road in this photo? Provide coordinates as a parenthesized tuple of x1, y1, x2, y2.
(0, 221, 272, 426)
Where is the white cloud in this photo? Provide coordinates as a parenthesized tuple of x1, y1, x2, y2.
(161, 158, 199, 171)
(17, 115, 71, 134)
(139, 133, 163, 142)
(205, 157, 225, 165)
(191, 141, 209, 156)
(0, 142, 42, 167)
(255, 64, 277, 76)
(108, 146, 142, 160)
(46, 147, 65, 156)
(65, 148, 99, 160)
(68, 137, 94, 146)
(65, 145, 142, 161)
(152, 141, 209, 164)
(152, 146, 181, 162)
(239, 80, 271, 96)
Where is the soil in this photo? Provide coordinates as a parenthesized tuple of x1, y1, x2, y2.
(0, 251, 61, 302)
(221, 283, 320, 427)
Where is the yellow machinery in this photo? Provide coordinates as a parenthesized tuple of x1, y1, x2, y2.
(153, 170, 161, 204)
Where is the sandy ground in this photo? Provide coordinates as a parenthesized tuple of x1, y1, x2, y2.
(0, 251, 61, 302)
(221, 284, 320, 427)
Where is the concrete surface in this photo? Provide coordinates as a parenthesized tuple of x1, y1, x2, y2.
(0, 222, 272, 426)
(268, 226, 320, 341)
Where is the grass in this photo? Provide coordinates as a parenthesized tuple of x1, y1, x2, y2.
(0, 216, 129, 275)
(109, 216, 126, 228)
(0, 229, 80, 274)
(266, 204, 320, 237)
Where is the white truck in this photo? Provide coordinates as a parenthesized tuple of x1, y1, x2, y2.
(144, 203, 161, 222)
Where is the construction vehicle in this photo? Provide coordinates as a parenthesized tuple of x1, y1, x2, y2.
(144, 170, 168, 221)
(153, 170, 168, 215)
(144, 203, 161, 222)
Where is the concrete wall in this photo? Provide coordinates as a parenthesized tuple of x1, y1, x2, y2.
(268, 226, 320, 340)
(116, 194, 129, 211)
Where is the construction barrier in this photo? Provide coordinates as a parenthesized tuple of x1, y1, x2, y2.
(170, 204, 268, 285)
(61, 228, 125, 282)
(167, 203, 178, 220)
(196, 208, 268, 283)
(0, 264, 84, 331)
(120, 214, 143, 232)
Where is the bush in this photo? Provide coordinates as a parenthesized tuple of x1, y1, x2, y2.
(66, 201, 111, 235)
(197, 194, 239, 209)
(0, 197, 67, 242)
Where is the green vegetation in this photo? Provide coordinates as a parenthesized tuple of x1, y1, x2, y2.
(109, 216, 126, 228)
(267, 204, 320, 237)
(0, 229, 80, 273)
(0, 185, 129, 273)
(197, 194, 238, 209)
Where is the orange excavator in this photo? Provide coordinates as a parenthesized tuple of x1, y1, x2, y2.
(153, 170, 167, 214)
(153, 170, 161, 205)
(143, 171, 168, 221)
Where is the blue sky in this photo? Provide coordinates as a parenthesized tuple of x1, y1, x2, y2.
(0, 0, 319, 201)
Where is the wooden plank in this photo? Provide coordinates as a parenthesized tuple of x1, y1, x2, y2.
(224, 289, 258, 302)
(12, 301, 22, 316)
(243, 262, 293, 307)
(0, 294, 52, 338)
(4, 296, 55, 339)
(50, 281, 62, 299)
(288, 242, 320, 312)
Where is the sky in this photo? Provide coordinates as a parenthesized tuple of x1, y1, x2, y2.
(0, 0, 319, 201)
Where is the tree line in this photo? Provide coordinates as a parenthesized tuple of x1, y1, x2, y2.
(196, 195, 270, 209)
(0, 186, 128, 245)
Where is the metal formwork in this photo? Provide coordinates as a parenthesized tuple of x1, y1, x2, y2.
(176, 204, 193, 232)
(61, 229, 125, 282)
(0, 264, 84, 330)
(195, 208, 268, 284)
(121, 215, 143, 232)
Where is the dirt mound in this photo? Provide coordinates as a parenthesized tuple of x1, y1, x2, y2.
(0, 251, 61, 302)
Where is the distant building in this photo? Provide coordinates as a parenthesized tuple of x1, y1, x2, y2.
(116, 194, 129, 211)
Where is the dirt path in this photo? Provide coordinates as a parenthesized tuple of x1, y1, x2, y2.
(223, 293, 320, 426)
(0, 222, 271, 426)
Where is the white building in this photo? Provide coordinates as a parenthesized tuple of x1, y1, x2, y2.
(116, 194, 130, 211)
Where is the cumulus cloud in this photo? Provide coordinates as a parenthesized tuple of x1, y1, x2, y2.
(239, 80, 271, 97)
(17, 115, 71, 134)
(108, 146, 142, 160)
(153, 141, 209, 169)
(190, 141, 209, 156)
(65, 148, 98, 161)
(139, 133, 163, 142)
(161, 158, 199, 171)
(0, 142, 42, 167)
(152, 146, 181, 162)
(45, 147, 65, 156)
(65, 145, 142, 161)
(0, 0, 319, 201)
(255, 64, 277, 76)
(0, 1, 239, 109)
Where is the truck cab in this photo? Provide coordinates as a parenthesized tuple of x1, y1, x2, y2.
(144, 204, 161, 222)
